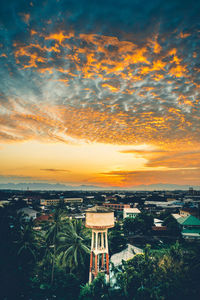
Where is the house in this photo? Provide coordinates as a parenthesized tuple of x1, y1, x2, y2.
(153, 218, 163, 227)
(176, 215, 200, 228)
(152, 218, 167, 232)
(35, 214, 53, 223)
(110, 244, 143, 267)
(180, 207, 199, 219)
(123, 208, 140, 219)
(172, 214, 200, 240)
(18, 207, 37, 220)
(182, 228, 200, 240)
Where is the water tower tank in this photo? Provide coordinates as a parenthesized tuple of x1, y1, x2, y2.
(85, 205, 114, 229)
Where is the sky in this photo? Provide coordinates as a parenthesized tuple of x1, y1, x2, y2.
(0, 0, 200, 188)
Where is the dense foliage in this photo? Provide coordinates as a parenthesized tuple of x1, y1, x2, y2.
(0, 203, 90, 299)
(163, 215, 181, 237)
(123, 212, 154, 236)
(112, 243, 200, 300)
(109, 222, 127, 255)
(0, 203, 200, 300)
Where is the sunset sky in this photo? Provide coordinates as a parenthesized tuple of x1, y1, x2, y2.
(0, 0, 200, 188)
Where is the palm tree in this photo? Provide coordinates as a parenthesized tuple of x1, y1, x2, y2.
(16, 222, 38, 261)
(45, 207, 64, 284)
(58, 219, 90, 274)
(0, 205, 42, 299)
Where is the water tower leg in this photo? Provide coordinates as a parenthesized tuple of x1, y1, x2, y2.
(106, 253, 109, 283)
(101, 253, 104, 268)
(94, 254, 98, 277)
(89, 251, 93, 284)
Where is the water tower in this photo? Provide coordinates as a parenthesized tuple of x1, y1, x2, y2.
(85, 205, 114, 283)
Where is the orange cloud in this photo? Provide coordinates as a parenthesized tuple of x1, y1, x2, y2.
(100, 168, 200, 187)
(180, 32, 191, 39)
(13, 30, 190, 84)
(102, 83, 120, 92)
(45, 31, 74, 45)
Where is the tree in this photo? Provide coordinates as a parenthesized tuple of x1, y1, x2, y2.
(123, 213, 154, 236)
(15, 220, 41, 264)
(113, 242, 200, 300)
(109, 222, 127, 255)
(58, 220, 90, 277)
(163, 215, 181, 237)
(79, 273, 110, 300)
(45, 207, 64, 284)
(0, 205, 44, 299)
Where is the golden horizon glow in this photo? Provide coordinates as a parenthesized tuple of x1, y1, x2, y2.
(0, 140, 199, 187)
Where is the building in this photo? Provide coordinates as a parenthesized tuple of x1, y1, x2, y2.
(18, 207, 37, 220)
(153, 218, 164, 227)
(172, 214, 200, 240)
(40, 199, 60, 206)
(103, 203, 130, 211)
(105, 196, 118, 202)
(35, 214, 53, 223)
(188, 187, 200, 196)
(40, 198, 83, 206)
(176, 215, 200, 229)
(64, 198, 83, 204)
(110, 244, 143, 267)
(123, 208, 140, 219)
(166, 198, 176, 202)
(152, 218, 167, 232)
(180, 207, 199, 219)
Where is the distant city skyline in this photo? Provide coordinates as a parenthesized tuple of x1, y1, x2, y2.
(0, 0, 200, 188)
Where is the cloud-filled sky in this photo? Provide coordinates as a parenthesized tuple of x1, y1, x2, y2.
(0, 0, 200, 188)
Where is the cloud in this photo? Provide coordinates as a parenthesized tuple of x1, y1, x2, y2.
(0, 0, 199, 149)
(119, 149, 167, 154)
(146, 151, 200, 168)
(119, 148, 200, 169)
(40, 168, 70, 173)
(100, 168, 200, 186)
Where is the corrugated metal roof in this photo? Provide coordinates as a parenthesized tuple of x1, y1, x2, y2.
(182, 228, 200, 234)
(177, 215, 200, 226)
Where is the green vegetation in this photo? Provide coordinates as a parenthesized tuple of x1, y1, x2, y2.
(123, 212, 154, 236)
(0, 203, 90, 299)
(163, 215, 181, 237)
(109, 222, 127, 255)
(112, 243, 200, 300)
(0, 203, 200, 300)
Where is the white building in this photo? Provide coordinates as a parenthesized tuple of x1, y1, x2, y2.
(18, 207, 37, 220)
(123, 208, 140, 219)
(40, 198, 83, 206)
(154, 218, 163, 227)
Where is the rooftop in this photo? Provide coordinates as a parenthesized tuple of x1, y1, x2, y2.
(177, 215, 200, 226)
(85, 205, 113, 213)
(110, 244, 143, 267)
(182, 228, 200, 234)
(18, 207, 37, 214)
(172, 213, 182, 220)
(124, 208, 140, 213)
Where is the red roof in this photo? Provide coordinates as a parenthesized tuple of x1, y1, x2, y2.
(152, 226, 167, 231)
(35, 214, 53, 222)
